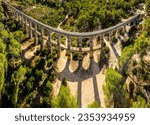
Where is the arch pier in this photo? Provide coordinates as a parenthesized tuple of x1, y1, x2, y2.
(1, 1, 141, 108)
(3, 1, 139, 59)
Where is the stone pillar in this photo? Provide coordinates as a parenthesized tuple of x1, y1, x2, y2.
(21, 16, 25, 29)
(29, 21, 33, 38)
(90, 37, 93, 51)
(57, 33, 61, 51)
(16, 13, 19, 20)
(78, 38, 82, 52)
(123, 25, 129, 38)
(40, 27, 44, 50)
(47, 31, 52, 52)
(34, 24, 38, 45)
(102, 34, 105, 41)
(116, 30, 120, 37)
(19, 14, 21, 22)
(40, 27, 44, 42)
(25, 18, 28, 33)
(78, 38, 83, 60)
(115, 30, 121, 42)
(12, 11, 15, 18)
(67, 36, 71, 50)
(100, 35, 103, 47)
(93, 36, 97, 46)
(109, 32, 113, 44)
(90, 37, 93, 58)
(66, 36, 71, 59)
(57, 33, 61, 58)
(17, 14, 19, 21)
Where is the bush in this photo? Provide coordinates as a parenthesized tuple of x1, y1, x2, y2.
(0, 12, 5, 20)
(0, 22, 4, 31)
(143, 18, 150, 37)
(88, 101, 99, 108)
(0, 6, 4, 13)
(43, 81, 53, 96)
(119, 45, 135, 67)
(13, 30, 24, 42)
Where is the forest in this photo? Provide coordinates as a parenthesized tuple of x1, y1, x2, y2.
(0, 0, 150, 108)
(14, 0, 145, 31)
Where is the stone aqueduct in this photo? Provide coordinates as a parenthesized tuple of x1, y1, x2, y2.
(2, 1, 140, 57)
(1, 1, 144, 107)
(3, 2, 139, 52)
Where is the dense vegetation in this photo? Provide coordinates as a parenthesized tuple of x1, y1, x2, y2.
(104, 0, 150, 108)
(0, 4, 77, 108)
(14, 0, 144, 32)
(0, 0, 149, 108)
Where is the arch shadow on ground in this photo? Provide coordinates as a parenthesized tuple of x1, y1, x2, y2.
(56, 51, 108, 107)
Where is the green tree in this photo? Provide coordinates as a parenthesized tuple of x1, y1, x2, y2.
(88, 101, 99, 108)
(0, 30, 9, 42)
(0, 54, 7, 100)
(43, 81, 53, 96)
(51, 85, 77, 108)
(13, 30, 24, 42)
(143, 18, 150, 37)
(0, 39, 6, 54)
(104, 68, 123, 107)
(0, 22, 4, 31)
(119, 45, 135, 67)
(145, 0, 150, 15)
(132, 95, 148, 108)
(8, 38, 21, 68)
(134, 35, 148, 53)
(0, 6, 4, 13)
(11, 66, 27, 106)
(9, 38, 21, 57)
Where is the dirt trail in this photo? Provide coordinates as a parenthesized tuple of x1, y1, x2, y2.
(103, 37, 119, 68)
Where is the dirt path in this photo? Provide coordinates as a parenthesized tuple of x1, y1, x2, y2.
(103, 37, 120, 68)
(57, 11, 72, 29)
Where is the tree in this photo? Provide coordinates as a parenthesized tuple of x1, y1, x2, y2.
(51, 85, 77, 108)
(0, 54, 7, 100)
(0, 12, 5, 20)
(0, 39, 6, 54)
(0, 6, 4, 13)
(0, 30, 9, 42)
(8, 38, 22, 68)
(0, 22, 4, 31)
(88, 101, 99, 108)
(132, 95, 148, 108)
(134, 35, 148, 53)
(9, 38, 21, 57)
(43, 81, 53, 96)
(119, 45, 135, 67)
(104, 68, 123, 107)
(13, 30, 24, 42)
(11, 66, 27, 106)
(143, 18, 150, 37)
(145, 0, 150, 15)
(0, 63, 5, 100)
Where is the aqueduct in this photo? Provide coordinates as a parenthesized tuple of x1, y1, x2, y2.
(2, 1, 139, 55)
(1, 1, 143, 107)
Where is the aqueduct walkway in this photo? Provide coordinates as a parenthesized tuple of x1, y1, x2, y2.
(1, 1, 143, 107)
(2, 1, 139, 53)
